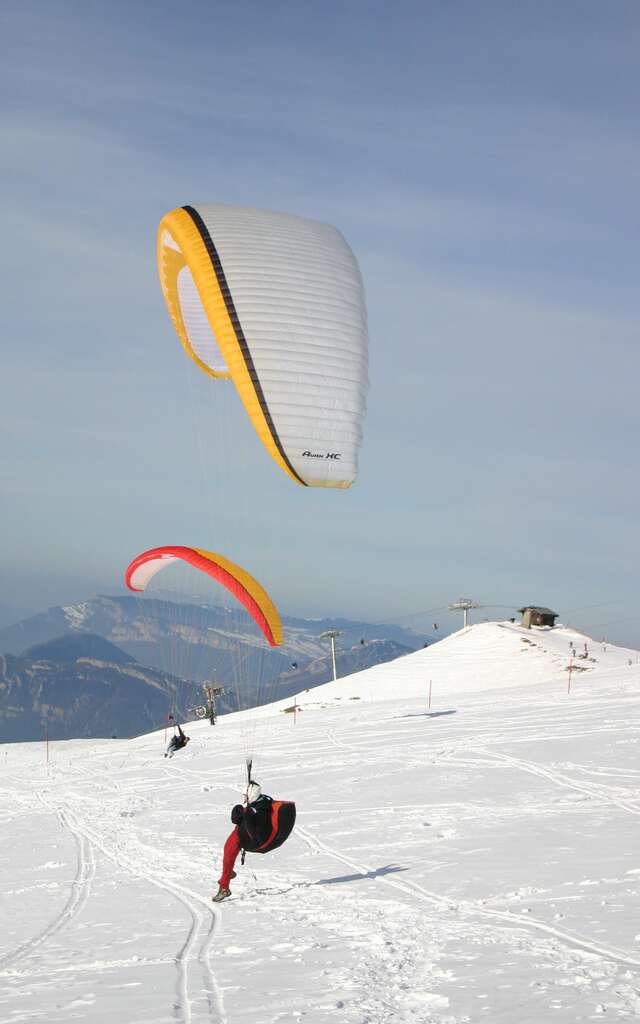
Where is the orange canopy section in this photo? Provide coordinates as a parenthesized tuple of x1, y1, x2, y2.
(124, 545, 283, 647)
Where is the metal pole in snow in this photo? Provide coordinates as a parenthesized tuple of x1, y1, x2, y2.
(428, 680, 432, 710)
(320, 630, 342, 681)
(330, 636, 338, 681)
(567, 656, 573, 695)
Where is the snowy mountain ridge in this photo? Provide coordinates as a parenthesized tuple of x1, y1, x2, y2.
(242, 619, 640, 718)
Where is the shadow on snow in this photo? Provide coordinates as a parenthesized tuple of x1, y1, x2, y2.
(317, 864, 408, 885)
(398, 709, 457, 720)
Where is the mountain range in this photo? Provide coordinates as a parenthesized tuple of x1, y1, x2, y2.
(0, 596, 430, 741)
(0, 595, 428, 673)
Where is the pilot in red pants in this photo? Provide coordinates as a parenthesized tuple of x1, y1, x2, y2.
(213, 782, 263, 902)
(218, 827, 241, 890)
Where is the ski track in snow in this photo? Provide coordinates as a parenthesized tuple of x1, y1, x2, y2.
(76, 815, 224, 1024)
(0, 800, 95, 970)
(0, 771, 227, 1024)
(296, 811, 640, 973)
(55, 783, 227, 1024)
(475, 748, 640, 818)
(320, 719, 640, 973)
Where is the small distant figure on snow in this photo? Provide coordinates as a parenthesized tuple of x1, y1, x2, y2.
(165, 723, 190, 758)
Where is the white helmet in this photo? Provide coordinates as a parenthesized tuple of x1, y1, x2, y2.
(246, 781, 262, 803)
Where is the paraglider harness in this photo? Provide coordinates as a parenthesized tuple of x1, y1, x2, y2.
(237, 796, 296, 864)
(238, 762, 296, 864)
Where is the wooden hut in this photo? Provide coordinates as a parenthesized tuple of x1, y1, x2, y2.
(519, 606, 558, 628)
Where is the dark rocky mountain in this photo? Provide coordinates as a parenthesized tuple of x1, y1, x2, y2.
(24, 633, 135, 665)
(0, 633, 203, 743)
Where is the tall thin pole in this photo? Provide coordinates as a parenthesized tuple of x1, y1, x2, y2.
(320, 630, 342, 681)
(567, 656, 573, 696)
(448, 598, 481, 630)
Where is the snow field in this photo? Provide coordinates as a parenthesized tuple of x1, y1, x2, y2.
(1, 622, 640, 1022)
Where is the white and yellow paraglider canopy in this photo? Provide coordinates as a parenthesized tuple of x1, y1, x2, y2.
(157, 203, 369, 488)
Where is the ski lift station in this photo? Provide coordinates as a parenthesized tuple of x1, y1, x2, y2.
(519, 605, 559, 628)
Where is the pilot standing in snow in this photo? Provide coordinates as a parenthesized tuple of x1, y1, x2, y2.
(213, 782, 271, 902)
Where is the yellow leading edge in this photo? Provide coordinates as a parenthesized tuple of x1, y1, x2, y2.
(158, 208, 300, 485)
(193, 547, 283, 647)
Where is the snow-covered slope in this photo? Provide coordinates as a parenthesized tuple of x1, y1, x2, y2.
(286, 620, 640, 706)
(2, 623, 640, 1023)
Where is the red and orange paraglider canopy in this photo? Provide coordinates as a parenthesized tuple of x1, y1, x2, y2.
(125, 545, 283, 647)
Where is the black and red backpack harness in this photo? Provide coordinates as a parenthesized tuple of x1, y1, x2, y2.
(235, 794, 296, 864)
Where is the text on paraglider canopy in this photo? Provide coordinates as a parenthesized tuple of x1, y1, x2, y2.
(301, 451, 342, 460)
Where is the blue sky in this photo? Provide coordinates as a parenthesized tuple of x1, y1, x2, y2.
(1, 1, 639, 642)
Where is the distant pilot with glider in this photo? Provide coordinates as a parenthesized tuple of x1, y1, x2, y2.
(165, 723, 190, 758)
